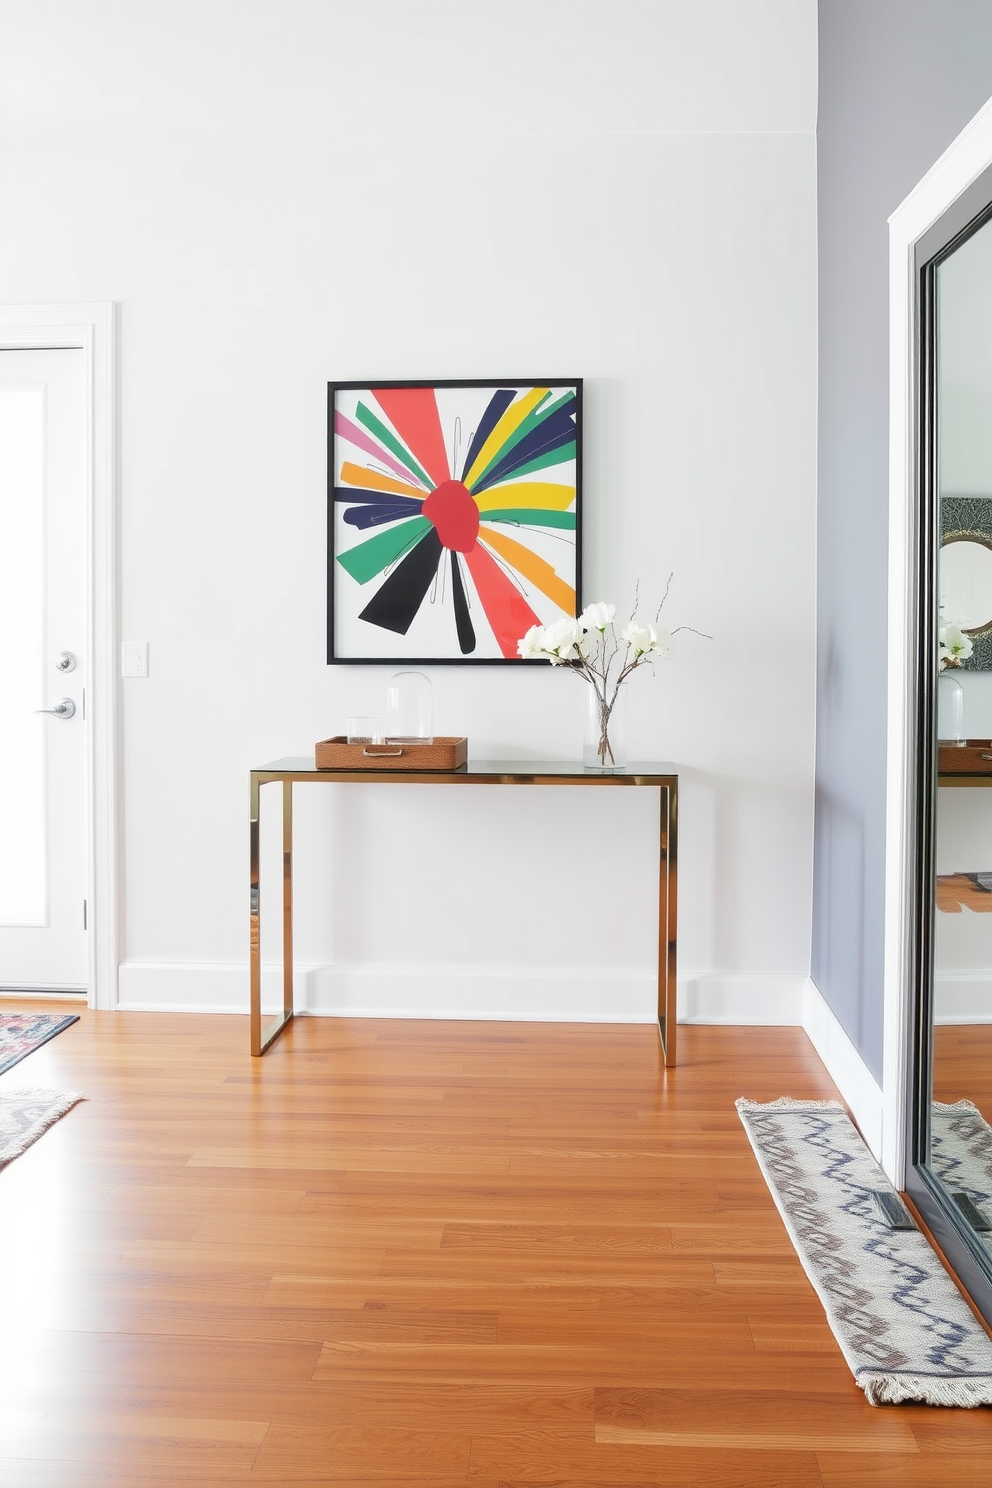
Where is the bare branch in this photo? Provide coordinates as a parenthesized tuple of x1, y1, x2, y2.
(654, 572, 674, 622)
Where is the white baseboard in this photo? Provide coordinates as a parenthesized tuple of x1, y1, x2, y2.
(802, 977, 884, 1158)
(116, 960, 808, 1025)
(679, 974, 804, 1025)
(117, 960, 657, 1020)
(935, 974, 992, 1024)
(0, 986, 87, 1000)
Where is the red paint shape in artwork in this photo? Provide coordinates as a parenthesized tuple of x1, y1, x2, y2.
(373, 387, 451, 489)
(422, 480, 480, 553)
(464, 542, 540, 659)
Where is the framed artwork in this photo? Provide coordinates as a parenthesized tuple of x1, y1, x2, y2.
(941, 495, 992, 669)
(327, 379, 582, 663)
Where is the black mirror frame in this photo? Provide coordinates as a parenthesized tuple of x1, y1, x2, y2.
(906, 172, 992, 1322)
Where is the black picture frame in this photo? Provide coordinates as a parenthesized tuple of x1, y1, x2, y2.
(327, 378, 582, 664)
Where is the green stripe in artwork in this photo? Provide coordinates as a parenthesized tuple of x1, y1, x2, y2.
(469, 391, 574, 492)
(355, 402, 434, 491)
(491, 440, 576, 485)
(336, 517, 432, 585)
(480, 509, 576, 529)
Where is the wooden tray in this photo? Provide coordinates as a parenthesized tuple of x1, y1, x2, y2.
(315, 736, 468, 771)
(939, 740, 992, 773)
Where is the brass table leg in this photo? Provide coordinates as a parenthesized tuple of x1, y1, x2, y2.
(658, 782, 678, 1066)
(250, 772, 262, 1055)
(249, 774, 295, 1056)
(282, 778, 294, 1022)
(251, 770, 677, 1061)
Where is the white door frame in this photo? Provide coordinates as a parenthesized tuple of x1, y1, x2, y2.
(884, 102, 992, 1183)
(0, 304, 118, 1011)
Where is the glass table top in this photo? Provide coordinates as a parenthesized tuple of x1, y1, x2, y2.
(254, 757, 678, 781)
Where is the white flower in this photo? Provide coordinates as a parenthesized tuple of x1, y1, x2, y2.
(621, 620, 673, 660)
(621, 620, 652, 655)
(542, 616, 583, 663)
(650, 625, 675, 660)
(518, 624, 548, 660)
(579, 601, 616, 631)
(577, 625, 599, 661)
(939, 620, 973, 669)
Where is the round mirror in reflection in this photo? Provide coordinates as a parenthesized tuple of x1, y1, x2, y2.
(940, 536, 992, 633)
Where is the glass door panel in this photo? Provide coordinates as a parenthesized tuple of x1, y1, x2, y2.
(0, 385, 47, 925)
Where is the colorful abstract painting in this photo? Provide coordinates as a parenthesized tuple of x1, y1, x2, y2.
(328, 380, 581, 662)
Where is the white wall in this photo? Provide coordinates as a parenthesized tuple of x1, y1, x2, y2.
(935, 789, 992, 1023)
(0, 0, 819, 1020)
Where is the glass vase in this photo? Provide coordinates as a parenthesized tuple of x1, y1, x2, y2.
(385, 671, 433, 744)
(938, 668, 966, 744)
(583, 684, 628, 771)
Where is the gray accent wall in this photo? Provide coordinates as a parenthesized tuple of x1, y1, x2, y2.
(815, 1, 992, 1080)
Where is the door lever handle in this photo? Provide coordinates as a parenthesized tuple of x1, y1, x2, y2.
(35, 697, 76, 719)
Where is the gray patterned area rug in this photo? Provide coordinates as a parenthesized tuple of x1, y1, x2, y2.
(0, 1088, 83, 1169)
(931, 1099, 992, 1221)
(737, 1096, 992, 1407)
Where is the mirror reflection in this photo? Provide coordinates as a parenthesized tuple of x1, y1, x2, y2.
(934, 212, 992, 1252)
(940, 538, 992, 633)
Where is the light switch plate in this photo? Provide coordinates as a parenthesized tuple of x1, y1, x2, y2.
(122, 641, 149, 678)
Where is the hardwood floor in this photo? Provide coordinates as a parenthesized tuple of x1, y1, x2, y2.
(934, 1024, 992, 1114)
(1, 1008, 991, 1485)
(935, 873, 992, 913)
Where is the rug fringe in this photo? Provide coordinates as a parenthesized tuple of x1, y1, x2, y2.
(934, 1097, 983, 1116)
(860, 1372, 992, 1407)
(0, 1087, 84, 1111)
(735, 1096, 843, 1113)
(0, 1089, 85, 1170)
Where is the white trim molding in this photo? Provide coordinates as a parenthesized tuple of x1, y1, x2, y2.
(803, 978, 884, 1159)
(679, 973, 805, 1025)
(118, 960, 807, 1025)
(934, 974, 992, 1025)
(0, 304, 119, 1011)
(885, 98, 992, 1186)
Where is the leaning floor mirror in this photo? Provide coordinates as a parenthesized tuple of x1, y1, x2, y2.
(908, 166, 992, 1323)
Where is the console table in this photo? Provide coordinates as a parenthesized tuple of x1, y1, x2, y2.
(938, 740, 992, 784)
(250, 759, 678, 1063)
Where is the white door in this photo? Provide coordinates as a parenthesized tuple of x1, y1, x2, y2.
(0, 348, 87, 990)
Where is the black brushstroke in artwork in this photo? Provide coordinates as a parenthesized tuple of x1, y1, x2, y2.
(334, 485, 424, 503)
(344, 500, 424, 530)
(460, 388, 516, 482)
(450, 550, 476, 655)
(359, 529, 443, 635)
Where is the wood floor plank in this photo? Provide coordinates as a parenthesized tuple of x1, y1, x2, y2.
(465, 1430, 826, 1484)
(250, 1424, 473, 1478)
(748, 1318, 837, 1352)
(310, 1339, 859, 1393)
(817, 1452, 992, 1486)
(909, 1416, 992, 1451)
(594, 1386, 917, 1452)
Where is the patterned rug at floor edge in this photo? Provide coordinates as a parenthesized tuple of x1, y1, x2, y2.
(931, 1099, 992, 1216)
(737, 1096, 992, 1406)
(0, 1011, 79, 1077)
(0, 1088, 85, 1168)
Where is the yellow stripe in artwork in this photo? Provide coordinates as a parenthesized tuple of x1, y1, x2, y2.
(463, 388, 549, 491)
(474, 482, 575, 513)
(479, 528, 576, 615)
(340, 462, 426, 498)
